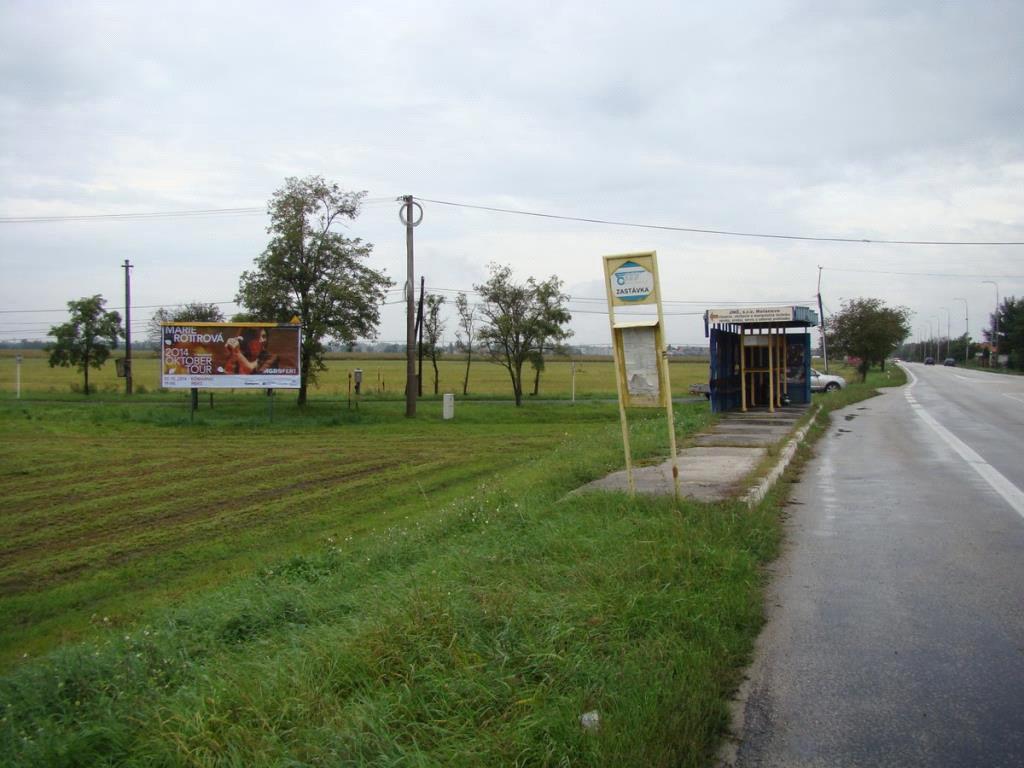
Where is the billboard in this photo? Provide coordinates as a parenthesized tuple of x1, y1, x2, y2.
(160, 323, 301, 389)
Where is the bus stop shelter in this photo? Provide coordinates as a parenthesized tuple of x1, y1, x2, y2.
(703, 306, 819, 413)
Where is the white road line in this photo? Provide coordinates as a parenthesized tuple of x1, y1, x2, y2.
(903, 366, 1024, 520)
(953, 374, 1000, 383)
(1003, 393, 1024, 404)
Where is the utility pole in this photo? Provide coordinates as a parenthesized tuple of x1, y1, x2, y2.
(400, 196, 423, 417)
(123, 259, 133, 395)
(953, 297, 968, 366)
(817, 266, 829, 372)
(940, 306, 950, 360)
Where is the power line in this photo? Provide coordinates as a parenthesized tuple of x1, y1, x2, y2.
(0, 198, 398, 224)
(416, 197, 1024, 246)
(418, 285, 816, 306)
(0, 208, 265, 223)
(821, 266, 1024, 279)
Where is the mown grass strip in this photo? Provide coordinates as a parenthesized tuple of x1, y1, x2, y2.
(3, 368, 910, 766)
(1, 416, 770, 767)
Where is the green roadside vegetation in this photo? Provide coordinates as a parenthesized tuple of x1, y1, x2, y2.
(0, 351, 710, 401)
(0, 362, 905, 767)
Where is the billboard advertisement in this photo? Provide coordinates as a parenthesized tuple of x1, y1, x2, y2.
(160, 323, 301, 389)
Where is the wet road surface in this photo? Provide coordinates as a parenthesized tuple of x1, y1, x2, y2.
(732, 364, 1024, 767)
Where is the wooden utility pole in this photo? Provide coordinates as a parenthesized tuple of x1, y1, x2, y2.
(123, 259, 133, 395)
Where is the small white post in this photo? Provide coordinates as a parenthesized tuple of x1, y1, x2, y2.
(443, 393, 454, 420)
(16, 354, 22, 399)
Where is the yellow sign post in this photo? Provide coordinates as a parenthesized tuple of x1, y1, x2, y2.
(602, 252, 680, 502)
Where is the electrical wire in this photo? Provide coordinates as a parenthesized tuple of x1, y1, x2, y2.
(0, 198, 398, 224)
(821, 266, 1024, 279)
(0, 208, 264, 223)
(415, 197, 1024, 246)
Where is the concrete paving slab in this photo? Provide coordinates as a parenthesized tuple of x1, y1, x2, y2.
(573, 404, 813, 503)
(720, 417, 801, 427)
(575, 446, 766, 500)
(709, 424, 791, 436)
(720, 408, 807, 423)
(694, 433, 784, 447)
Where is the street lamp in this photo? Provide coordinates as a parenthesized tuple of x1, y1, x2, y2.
(940, 306, 950, 360)
(953, 297, 968, 366)
(982, 280, 1000, 366)
(930, 316, 939, 360)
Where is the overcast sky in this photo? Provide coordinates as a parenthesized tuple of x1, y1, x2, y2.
(2, 0, 1022, 347)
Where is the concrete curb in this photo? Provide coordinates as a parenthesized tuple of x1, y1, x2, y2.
(741, 404, 821, 508)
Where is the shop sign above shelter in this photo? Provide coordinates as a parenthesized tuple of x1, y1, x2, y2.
(706, 306, 795, 325)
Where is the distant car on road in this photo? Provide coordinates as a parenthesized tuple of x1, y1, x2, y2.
(924, 357, 936, 365)
(810, 368, 847, 392)
(943, 358, 956, 366)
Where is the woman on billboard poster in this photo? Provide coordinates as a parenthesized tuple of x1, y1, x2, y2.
(223, 327, 280, 374)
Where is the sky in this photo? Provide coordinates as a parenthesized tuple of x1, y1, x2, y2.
(2, 0, 1023, 348)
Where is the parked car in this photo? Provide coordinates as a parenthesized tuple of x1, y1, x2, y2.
(924, 357, 935, 365)
(943, 358, 956, 366)
(810, 368, 847, 392)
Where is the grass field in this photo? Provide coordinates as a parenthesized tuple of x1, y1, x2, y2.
(0, 349, 710, 400)
(0, 398, 658, 667)
(0, 358, 902, 766)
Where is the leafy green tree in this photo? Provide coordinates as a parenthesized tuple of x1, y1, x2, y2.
(529, 277, 572, 396)
(236, 176, 392, 405)
(47, 295, 123, 395)
(475, 264, 573, 406)
(826, 298, 911, 381)
(422, 294, 447, 395)
(986, 296, 1024, 370)
(454, 292, 476, 396)
(147, 302, 225, 344)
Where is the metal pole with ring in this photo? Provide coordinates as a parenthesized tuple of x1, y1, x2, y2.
(400, 197, 424, 417)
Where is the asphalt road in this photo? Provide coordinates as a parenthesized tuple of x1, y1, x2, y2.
(732, 363, 1024, 768)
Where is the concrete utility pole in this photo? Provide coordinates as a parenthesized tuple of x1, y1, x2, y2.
(953, 298, 968, 366)
(400, 196, 423, 417)
(123, 259, 133, 395)
(940, 306, 950, 360)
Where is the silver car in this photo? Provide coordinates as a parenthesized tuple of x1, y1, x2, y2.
(810, 368, 847, 392)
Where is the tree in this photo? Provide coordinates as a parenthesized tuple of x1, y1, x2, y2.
(236, 176, 392, 405)
(475, 264, 573, 406)
(147, 302, 225, 344)
(825, 298, 911, 381)
(47, 295, 123, 395)
(985, 296, 1024, 370)
(529, 277, 573, 396)
(422, 294, 446, 394)
(454, 292, 476, 395)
